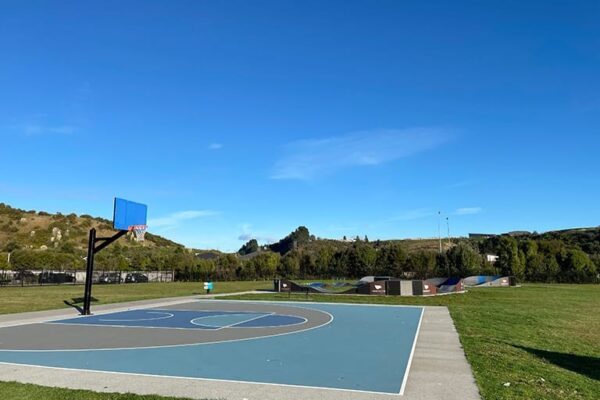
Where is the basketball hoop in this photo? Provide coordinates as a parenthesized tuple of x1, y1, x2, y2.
(129, 225, 148, 242)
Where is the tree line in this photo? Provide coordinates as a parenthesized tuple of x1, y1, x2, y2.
(2, 227, 598, 284)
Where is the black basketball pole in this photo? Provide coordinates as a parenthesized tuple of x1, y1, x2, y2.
(82, 228, 96, 315)
(82, 228, 127, 315)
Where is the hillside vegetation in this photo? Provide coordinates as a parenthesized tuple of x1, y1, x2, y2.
(1, 203, 598, 284)
(0, 203, 179, 251)
(0, 203, 188, 272)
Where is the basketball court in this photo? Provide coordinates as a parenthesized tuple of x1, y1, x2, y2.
(0, 297, 480, 399)
(0, 199, 480, 399)
(0, 299, 422, 395)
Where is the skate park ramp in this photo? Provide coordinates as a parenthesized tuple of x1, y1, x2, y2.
(463, 275, 513, 287)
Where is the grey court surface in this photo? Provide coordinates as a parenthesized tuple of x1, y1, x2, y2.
(0, 294, 480, 400)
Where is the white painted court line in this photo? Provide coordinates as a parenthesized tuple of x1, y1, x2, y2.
(211, 298, 428, 309)
(229, 314, 308, 329)
(0, 361, 403, 397)
(44, 321, 206, 331)
(99, 311, 174, 322)
(0, 297, 205, 329)
(189, 312, 272, 329)
(217, 312, 275, 330)
(0, 305, 335, 352)
(399, 307, 424, 395)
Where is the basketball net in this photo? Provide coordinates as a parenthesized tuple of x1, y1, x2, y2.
(129, 225, 148, 242)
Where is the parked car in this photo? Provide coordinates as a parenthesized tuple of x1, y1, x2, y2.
(38, 271, 76, 284)
(98, 272, 122, 284)
(125, 273, 148, 283)
(14, 270, 36, 283)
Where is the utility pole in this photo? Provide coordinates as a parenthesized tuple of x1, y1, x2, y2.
(438, 211, 442, 253)
(446, 217, 451, 248)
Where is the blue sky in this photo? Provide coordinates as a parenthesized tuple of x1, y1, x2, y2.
(1, 0, 599, 251)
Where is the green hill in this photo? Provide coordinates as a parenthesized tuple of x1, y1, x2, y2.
(0, 203, 181, 252)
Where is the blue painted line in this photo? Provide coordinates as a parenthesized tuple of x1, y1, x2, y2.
(0, 303, 423, 394)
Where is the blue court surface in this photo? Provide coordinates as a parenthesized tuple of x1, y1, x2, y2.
(51, 309, 307, 330)
(0, 301, 424, 395)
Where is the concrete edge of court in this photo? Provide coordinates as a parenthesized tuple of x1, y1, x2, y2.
(0, 299, 481, 400)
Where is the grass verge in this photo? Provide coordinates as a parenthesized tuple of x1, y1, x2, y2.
(0, 381, 202, 400)
(0, 280, 271, 315)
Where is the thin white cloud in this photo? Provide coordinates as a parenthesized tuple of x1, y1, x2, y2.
(149, 210, 219, 229)
(271, 128, 449, 180)
(17, 123, 76, 136)
(455, 207, 482, 215)
(237, 223, 275, 243)
(208, 143, 223, 150)
(237, 233, 275, 243)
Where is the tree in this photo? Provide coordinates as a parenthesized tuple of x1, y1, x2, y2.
(562, 249, 596, 283)
(435, 252, 450, 277)
(129, 250, 151, 270)
(3, 241, 20, 252)
(215, 254, 240, 281)
(279, 251, 300, 278)
(496, 236, 525, 279)
(409, 251, 437, 279)
(525, 253, 546, 282)
(446, 242, 482, 276)
(247, 252, 280, 279)
(238, 239, 259, 255)
(353, 243, 377, 277)
(315, 246, 334, 277)
(269, 226, 310, 255)
(543, 254, 560, 282)
(262, 252, 280, 278)
(375, 243, 407, 276)
(0, 253, 8, 270)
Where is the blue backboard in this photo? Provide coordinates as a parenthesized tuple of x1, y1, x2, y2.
(113, 198, 148, 230)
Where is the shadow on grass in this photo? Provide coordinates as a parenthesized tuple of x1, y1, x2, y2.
(63, 297, 98, 314)
(513, 344, 600, 380)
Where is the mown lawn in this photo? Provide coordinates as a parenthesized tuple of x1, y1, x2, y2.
(0, 283, 598, 400)
(0, 382, 208, 400)
(0, 280, 271, 314)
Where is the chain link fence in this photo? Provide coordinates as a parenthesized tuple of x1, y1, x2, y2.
(0, 269, 174, 287)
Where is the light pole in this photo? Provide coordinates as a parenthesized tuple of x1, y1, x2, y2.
(438, 211, 442, 253)
(446, 217, 451, 247)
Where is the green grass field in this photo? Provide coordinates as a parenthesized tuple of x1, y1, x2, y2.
(0, 283, 598, 400)
(0, 280, 271, 315)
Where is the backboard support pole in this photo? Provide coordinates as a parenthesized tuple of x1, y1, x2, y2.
(82, 228, 127, 315)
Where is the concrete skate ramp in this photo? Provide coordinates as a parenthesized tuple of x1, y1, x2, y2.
(464, 275, 512, 287)
(274, 279, 370, 295)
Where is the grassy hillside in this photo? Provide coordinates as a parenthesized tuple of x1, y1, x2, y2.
(0, 203, 181, 252)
